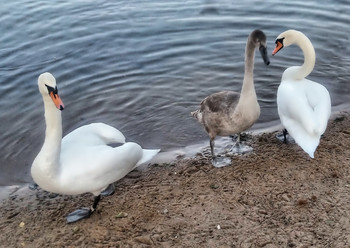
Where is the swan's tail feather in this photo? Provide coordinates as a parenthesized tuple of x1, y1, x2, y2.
(287, 127, 319, 158)
(136, 149, 160, 166)
(303, 145, 316, 159)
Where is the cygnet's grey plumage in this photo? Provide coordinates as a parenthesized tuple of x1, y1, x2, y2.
(192, 29, 270, 166)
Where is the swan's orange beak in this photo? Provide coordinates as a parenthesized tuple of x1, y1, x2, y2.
(49, 91, 64, 110)
(272, 40, 283, 55)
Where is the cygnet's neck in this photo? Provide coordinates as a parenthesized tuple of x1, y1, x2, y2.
(240, 38, 257, 97)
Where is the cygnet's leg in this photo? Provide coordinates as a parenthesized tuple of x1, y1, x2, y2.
(210, 137, 231, 168)
(229, 133, 252, 154)
(232, 133, 242, 148)
(66, 195, 101, 223)
(236, 133, 241, 144)
(210, 137, 216, 162)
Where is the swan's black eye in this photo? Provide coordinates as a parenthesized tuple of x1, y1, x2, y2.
(275, 37, 285, 45)
(45, 84, 58, 95)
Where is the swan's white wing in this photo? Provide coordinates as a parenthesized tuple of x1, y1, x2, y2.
(57, 123, 160, 195)
(303, 80, 331, 134)
(59, 142, 159, 195)
(277, 79, 331, 158)
(277, 81, 318, 134)
(62, 123, 126, 146)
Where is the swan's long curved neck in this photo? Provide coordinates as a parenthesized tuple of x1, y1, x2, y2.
(240, 40, 256, 97)
(294, 32, 315, 79)
(39, 96, 62, 168)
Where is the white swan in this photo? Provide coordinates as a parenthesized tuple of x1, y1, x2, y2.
(31, 72, 160, 223)
(192, 30, 270, 167)
(272, 29, 331, 158)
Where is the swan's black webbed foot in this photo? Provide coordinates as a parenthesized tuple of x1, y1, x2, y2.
(101, 183, 115, 196)
(29, 183, 57, 198)
(276, 129, 294, 143)
(66, 195, 101, 223)
(66, 207, 93, 223)
(29, 183, 39, 190)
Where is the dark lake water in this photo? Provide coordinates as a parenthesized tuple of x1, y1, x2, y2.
(0, 0, 349, 186)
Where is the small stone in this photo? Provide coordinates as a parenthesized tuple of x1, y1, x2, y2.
(115, 212, 128, 218)
(282, 194, 290, 201)
(134, 236, 153, 245)
(72, 226, 80, 234)
(210, 183, 220, 189)
(258, 209, 268, 215)
(19, 222, 25, 228)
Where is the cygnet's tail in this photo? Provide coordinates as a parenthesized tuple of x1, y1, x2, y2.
(136, 149, 160, 166)
(191, 109, 203, 124)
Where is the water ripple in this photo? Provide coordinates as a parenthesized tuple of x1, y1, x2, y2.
(0, 0, 349, 185)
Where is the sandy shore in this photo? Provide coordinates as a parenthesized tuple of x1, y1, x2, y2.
(1, 112, 350, 247)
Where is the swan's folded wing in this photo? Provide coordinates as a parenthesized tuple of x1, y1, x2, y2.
(59, 142, 144, 194)
(277, 80, 331, 158)
(62, 123, 126, 147)
(277, 82, 320, 135)
(303, 81, 331, 134)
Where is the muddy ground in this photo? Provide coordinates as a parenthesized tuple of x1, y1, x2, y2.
(1, 113, 350, 247)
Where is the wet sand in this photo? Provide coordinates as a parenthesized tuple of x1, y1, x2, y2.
(1, 112, 350, 247)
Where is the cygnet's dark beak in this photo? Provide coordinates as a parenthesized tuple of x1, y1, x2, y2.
(259, 45, 270, 65)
